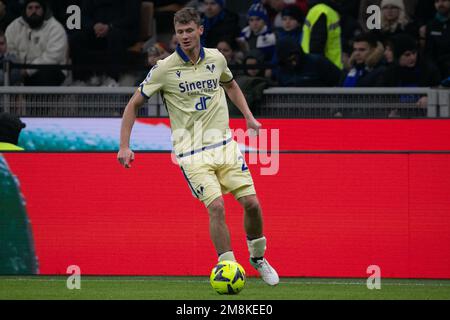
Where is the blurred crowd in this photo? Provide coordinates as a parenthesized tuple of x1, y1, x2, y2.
(0, 0, 449, 90)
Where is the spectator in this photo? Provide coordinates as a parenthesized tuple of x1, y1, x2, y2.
(263, 0, 286, 28)
(379, 34, 441, 116)
(271, 5, 304, 78)
(383, 37, 395, 65)
(229, 50, 272, 116)
(242, 49, 266, 78)
(339, 0, 362, 52)
(0, 31, 21, 85)
(148, 0, 190, 37)
(301, 0, 343, 69)
(359, 0, 419, 32)
(1, 0, 24, 20)
(69, 0, 140, 86)
(275, 4, 304, 44)
(276, 37, 343, 86)
(264, 0, 309, 29)
(200, 0, 240, 49)
(283, 0, 308, 15)
(342, 33, 386, 87)
(132, 42, 171, 87)
(341, 32, 387, 117)
(237, 1, 276, 64)
(5, 0, 68, 86)
(0, 112, 26, 151)
(425, 0, 450, 80)
(217, 38, 242, 66)
(378, 0, 418, 39)
(381, 34, 441, 87)
(147, 42, 171, 68)
(415, 0, 438, 27)
(418, 21, 427, 54)
(0, 0, 14, 32)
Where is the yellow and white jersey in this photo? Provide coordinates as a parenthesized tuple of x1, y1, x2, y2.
(139, 45, 234, 156)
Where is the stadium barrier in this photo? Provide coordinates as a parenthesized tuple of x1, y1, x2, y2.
(439, 89, 450, 117)
(1, 86, 449, 118)
(262, 87, 445, 118)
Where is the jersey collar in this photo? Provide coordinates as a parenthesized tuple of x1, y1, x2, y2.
(176, 44, 205, 64)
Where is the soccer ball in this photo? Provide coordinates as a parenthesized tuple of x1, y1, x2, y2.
(210, 260, 246, 294)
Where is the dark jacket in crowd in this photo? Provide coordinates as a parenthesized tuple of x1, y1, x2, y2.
(81, 0, 140, 35)
(343, 63, 386, 88)
(380, 59, 441, 88)
(425, 14, 450, 79)
(342, 41, 387, 87)
(275, 27, 303, 46)
(276, 37, 342, 87)
(0, 10, 14, 32)
(229, 50, 272, 116)
(378, 23, 419, 44)
(271, 26, 303, 71)
(201, 8, 240, 48)
(415, 0, 438, 27)
(0, 52, 21, 85)
(0, 112, 26, 146)
(381, 34, 441, 87)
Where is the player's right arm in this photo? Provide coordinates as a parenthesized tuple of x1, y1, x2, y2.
(117, 62, 166, 168)
(117, 91, 145, 168)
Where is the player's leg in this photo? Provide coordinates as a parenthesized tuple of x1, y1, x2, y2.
(177, 152, 236, 262)
(207, 196, 236, 262)
(239, 194, 263, 239)
(216, 141, 279, 285)
(237, 195, 279, 286)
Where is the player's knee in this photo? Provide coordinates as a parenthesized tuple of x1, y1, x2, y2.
(208, 198, 225, 221)
(242, 197, 261, 215)
(209, 209, 225, 223)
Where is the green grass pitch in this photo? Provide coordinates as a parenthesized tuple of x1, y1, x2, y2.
(1, 276, 449, 300)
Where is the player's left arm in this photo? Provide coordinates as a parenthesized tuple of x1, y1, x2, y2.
(222, 80, 262, 135)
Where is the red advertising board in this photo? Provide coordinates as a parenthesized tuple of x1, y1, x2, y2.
(3, 152, 449, 278)
(3, 119, 450, 278)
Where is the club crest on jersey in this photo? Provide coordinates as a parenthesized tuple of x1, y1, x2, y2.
(206, 64, 215, 73)
(143, 64, 158, 83)
(176, 70, 181, 78)
(196, 185, 204, 196)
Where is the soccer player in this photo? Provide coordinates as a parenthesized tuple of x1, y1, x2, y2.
(117, 7, 279, 286)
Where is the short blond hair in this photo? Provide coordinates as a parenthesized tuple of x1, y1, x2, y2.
(173, 7, 201, 26)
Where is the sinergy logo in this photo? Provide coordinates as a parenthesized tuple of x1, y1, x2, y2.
(179, 79, 219, 93)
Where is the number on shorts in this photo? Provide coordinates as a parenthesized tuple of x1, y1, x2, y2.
(238, 156, 248, 171)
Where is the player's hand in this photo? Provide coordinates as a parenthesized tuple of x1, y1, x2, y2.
(94, 23, 108, 38)
(417, 96, 428, 109)
(246, 117, 262, 136)
(93, 23, 102, 36)
(117, 148, 135, 168)
(98, 24, 110, 37)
